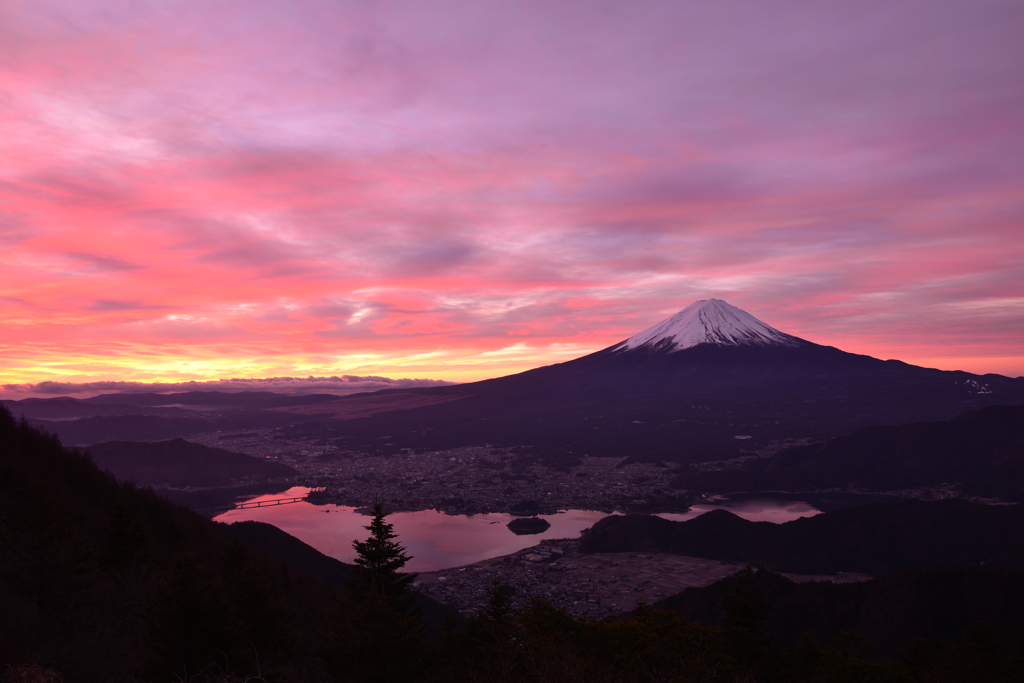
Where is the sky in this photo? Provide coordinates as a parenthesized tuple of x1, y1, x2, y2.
(2, 0, 1023, 398)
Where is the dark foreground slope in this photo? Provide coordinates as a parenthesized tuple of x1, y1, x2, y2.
(0, 406, 337, 680)
(685, 403, 1024, 499)
(0, 407, 462, 682)
(579, 499, 1024, 575)
(86, 437, 298, 487)
(5, 406, 1023, 681)
(656, 566, 1024, 659)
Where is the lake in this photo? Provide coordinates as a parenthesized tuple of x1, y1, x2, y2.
(214, 487, 823, 572)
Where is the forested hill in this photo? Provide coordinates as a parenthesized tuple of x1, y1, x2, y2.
(4, 405, 1022, 681)
(0, 405, 350, 680)
(656, 566, 1024, 659)
(680, 403, 1024, 498)
(579, 499, 1024, 575)
(85, 437, 298, 487)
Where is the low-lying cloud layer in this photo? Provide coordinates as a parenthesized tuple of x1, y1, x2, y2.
(2, 375, 457, 399)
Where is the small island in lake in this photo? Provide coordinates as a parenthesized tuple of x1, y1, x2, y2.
(507, 517, 551, 535)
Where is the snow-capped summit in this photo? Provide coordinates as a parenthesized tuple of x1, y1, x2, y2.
(615, 299, 800, 352)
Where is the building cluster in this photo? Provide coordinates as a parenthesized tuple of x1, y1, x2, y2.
(192, 428, 694, 514)
(415, 539, 756, 619)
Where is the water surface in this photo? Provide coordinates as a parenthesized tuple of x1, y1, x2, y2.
(215, 488, 822, 572)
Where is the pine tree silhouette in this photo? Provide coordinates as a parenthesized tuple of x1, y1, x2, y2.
(350, 499, 418, 611)
(320, 499, 429, 682)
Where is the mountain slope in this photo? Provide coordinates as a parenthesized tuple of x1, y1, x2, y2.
(614, 298, 803, 350)
(28, 410, 300, 446)
(290, 300, 1024, 466)
(0, 406, 451, 679)
(0, 406, 336, 679)
(577, 498, 1024, 575)
(24, 300, 1023, 469)
(86, 438, 298, 487)
(683, 403, 1024, 498)
(655, 566, 1024, 659)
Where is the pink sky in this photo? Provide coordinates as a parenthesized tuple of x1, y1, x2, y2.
(2, 0, 1022, 395)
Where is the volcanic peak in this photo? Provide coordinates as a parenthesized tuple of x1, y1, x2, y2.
(615, 299, 800, 352)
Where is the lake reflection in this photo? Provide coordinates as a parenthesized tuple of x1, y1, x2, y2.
(215, 488, 820, 572)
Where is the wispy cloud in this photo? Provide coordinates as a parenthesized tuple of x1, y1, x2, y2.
(88, 299, 170, 311)
(66, 252, 145, 272)
(0, 0, 1021, 382)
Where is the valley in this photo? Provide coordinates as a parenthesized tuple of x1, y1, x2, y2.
(3, 296, 1023, 681)
(191, 429, 694, 514)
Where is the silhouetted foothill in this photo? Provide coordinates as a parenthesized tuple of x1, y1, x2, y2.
(86, 437, 297, 488)
(707, 402, 1024, 499)
(579, 499, 1024, 576)
(656, 565, 1024, 660)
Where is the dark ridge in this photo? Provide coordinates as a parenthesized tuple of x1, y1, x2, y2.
(84, 391, 342, 408)
(655, 566, 1024, 659)
(28, 410, 300, 446)
(219, 520, 354, 586)
(85, 438, 298, 488)
(0, 397, 195, 419)
(692, 403, 1024, 499)
(578, 499, 1024, 575)
(0, 405, 452, 680)
(157, 482, 295, 514)
(274, 341, 1024, 465)
(0, 405, 334, 678)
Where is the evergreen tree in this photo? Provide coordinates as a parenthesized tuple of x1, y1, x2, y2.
(349, 500, 418, 611)
(143, 552, 235, 682)
(218, 540, 293, 673)
(719, 564, 777, 679)
(320, 501, 429, 682)
(320, 590, 430, 683)
(100, 499, 152, 574)
(479, 580, 514, 624)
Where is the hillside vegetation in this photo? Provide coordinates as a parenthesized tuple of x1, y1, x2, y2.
(579, 499, 1024, 575)
(682, 404, 1024, 499)
(86, 438, 298, 488)
(3, 406, 1023, 682)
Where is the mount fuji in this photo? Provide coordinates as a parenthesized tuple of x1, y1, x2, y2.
(275, 298, 1024, 467)
(613, 298, 802, 351)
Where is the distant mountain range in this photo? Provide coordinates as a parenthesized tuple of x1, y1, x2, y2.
(0, 391, 340, 420)
(254, 299, 1024, 467)
(7, 300, 1024, 477)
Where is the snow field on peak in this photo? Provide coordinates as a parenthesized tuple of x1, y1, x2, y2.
(618, 299, 799, 352)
